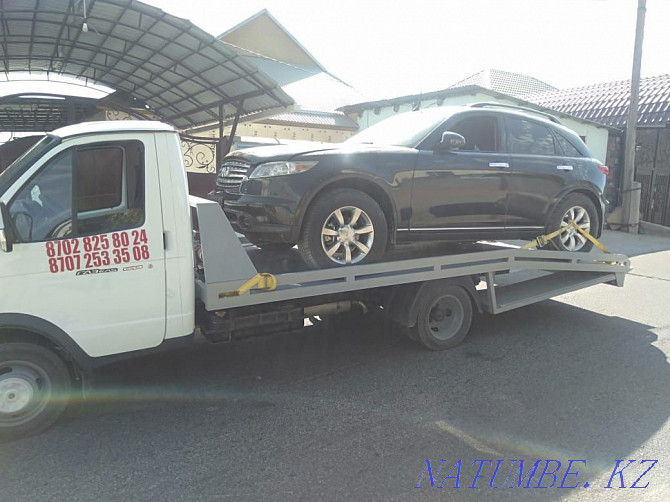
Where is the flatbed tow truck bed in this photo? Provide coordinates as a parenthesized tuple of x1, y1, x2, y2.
(192, 197, 630, 343)
(193, 197, 629, 310)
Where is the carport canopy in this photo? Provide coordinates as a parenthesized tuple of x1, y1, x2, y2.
(0, 0, 294, 131)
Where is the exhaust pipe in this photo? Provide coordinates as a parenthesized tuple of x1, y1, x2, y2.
(304, 301, 352, 317)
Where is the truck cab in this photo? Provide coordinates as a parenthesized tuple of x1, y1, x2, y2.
(0, 122, 195, 438)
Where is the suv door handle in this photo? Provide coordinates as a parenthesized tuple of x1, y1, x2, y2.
(489, 162, 509, 168)
(556, 165, 574, 171)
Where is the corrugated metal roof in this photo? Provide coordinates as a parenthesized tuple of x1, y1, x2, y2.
(450, 69, 557, 97)
(264, 111, 358, 129)
(524, 74, 670, 128)
(0, 0, 293, 131)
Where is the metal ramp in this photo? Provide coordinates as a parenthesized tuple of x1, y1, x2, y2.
(480, 270, 619, 314)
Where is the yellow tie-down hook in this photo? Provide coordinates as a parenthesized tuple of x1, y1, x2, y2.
(219, 273, 278, 298)
(521, 220, 610, 254)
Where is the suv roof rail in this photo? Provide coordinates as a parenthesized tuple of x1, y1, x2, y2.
(468, 102, 562, 124)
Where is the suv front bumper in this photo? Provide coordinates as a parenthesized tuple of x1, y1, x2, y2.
(223, 197, 300, 243)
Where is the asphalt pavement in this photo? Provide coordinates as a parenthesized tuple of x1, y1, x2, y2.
(1, 229, 669, 501)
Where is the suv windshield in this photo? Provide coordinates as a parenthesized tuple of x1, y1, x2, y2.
(0, 135, 61, 197)
(346, 108, 458, 148)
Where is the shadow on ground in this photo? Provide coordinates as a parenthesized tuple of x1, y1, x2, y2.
(2, 299, 667, 501)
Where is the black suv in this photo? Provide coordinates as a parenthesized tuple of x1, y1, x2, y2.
(218, 104, 608, 268)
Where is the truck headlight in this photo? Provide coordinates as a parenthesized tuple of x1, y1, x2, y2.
(249, 161, 317, 178)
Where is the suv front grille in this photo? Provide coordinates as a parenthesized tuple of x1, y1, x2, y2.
(217, 159, 251, 190)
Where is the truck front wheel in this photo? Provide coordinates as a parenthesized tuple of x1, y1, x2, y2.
(0, 342, 71, 441)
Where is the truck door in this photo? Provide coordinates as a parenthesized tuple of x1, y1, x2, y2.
(0, 134, 166, 357)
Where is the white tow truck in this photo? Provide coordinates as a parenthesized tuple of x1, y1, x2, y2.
(0, 121, 630, 439)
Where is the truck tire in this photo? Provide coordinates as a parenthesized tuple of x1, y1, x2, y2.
(408, 283, 473, 351)
(0, 342, 71, 441)
(546, 194, 598, 252)
(298, 188, 388, 269)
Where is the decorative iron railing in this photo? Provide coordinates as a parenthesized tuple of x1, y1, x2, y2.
(180, 135, 219, 174)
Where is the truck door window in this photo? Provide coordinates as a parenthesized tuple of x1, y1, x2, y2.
(8, 140, 145, 242)
(8, 150, 73, 242)
(76, 142, 145, 235)
(77, 147, 123, 211)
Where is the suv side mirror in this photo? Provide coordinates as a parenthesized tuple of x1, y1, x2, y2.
(435, 131, 466, 154)
(0, 202, 14, 252)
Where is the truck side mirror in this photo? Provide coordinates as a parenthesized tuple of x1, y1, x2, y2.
(435, 131, 466, 154)
(0, 202, 14, 252)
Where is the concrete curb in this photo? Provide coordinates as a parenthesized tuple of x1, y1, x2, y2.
(639, 221, 670, 238)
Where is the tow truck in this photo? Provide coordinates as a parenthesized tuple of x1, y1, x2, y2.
(0, 121, 630, 439)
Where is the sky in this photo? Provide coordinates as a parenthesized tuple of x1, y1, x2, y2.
(142, 0, 670, 100)
(1, 0, 668, 143)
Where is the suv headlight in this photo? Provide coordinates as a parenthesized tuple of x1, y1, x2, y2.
(249, 161, 318, 178)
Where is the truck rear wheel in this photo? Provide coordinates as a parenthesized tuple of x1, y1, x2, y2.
(409, 283, 473, 350)
(0, 342, 71, 441)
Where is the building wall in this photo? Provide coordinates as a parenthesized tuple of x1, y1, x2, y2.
(350, 93, 610, 163)
(185, 122, 356, 146)
(235, 121, 355, 143)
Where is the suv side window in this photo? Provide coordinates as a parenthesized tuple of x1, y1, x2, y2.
(9, 140, 145, 242)
(555, 133, 583, 157)
(448, 116, 499, 152)
(507, 117, 556, 156)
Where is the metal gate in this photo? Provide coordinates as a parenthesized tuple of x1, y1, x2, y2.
(635, 129, 670, 227)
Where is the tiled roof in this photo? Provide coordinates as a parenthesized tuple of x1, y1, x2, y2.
(524, 74, 670, 128)
(450, 69, 557, 97)
(338, 85, 615, 131)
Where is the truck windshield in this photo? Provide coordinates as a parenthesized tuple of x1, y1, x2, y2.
(0, 135, 61, 198)
(345, 108, 457, 148)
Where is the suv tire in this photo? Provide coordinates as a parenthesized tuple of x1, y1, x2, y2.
(298, 188, 388, 268)
(546, 194, 598, 252)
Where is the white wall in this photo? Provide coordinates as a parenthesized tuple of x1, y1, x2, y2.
(353, 93, 609, 162)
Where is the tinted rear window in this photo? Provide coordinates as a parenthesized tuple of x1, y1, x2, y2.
(507, 117, 556, 156)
